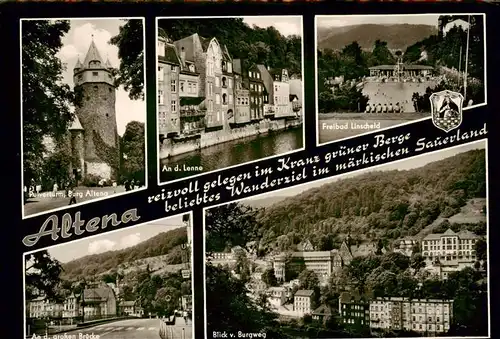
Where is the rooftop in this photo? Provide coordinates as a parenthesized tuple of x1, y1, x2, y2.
(295, 289, 314, 297)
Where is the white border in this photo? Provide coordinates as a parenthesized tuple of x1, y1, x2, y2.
(20, 17, 149, 220)
(23, 211, 195, 339)
(314, 13, 488, 147)
(202, 139, 490, 339)
(155, 16, 306, 186)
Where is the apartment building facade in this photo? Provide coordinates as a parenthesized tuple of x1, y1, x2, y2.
(294, 289, 314, 315)
(421, 229, 479, 263)
(370, 297, 453, 335)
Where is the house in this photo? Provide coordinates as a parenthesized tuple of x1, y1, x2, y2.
(82, 284, 117, 319)
(173, 33, 234, 131)
(157, 29, 182, 139)
(297, 239, 314, 251)
(294, 289, 315, 315)
(394, 237, 418, 257)
(234, 60, 265, 121)
(62, 293, 81, 319)
(312, 304, 334, 323)
(28, 296, 63, 319)
(231, 59, 251, 126)
(339, 291, 370, 328)
(267, 287, 287, 306)
(119, 300, 144, 317)
(289, 78, 303, 116)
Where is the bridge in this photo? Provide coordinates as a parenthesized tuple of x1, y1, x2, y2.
(159, 315, 193, 339)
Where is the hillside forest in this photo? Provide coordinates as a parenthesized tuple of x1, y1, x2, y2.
(26, 226, 191, 317)
(317, 15, 485, 113)
(206, 148, 486, 257)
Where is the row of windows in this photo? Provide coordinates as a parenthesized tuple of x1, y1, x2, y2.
(157, 94, 177, 112)
(275, 95, 289, 105)
(424, 244, 474, 250)
(423, 238, 476, 245)
(250, 83, 263, 92)
(249, 71, 261, 80)
(206, 111, 225, 124)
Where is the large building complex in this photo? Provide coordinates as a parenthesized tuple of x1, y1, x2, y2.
(421, 228, 479, 263)
(273, 242, 357, 281)
(370, 297, 453, 335)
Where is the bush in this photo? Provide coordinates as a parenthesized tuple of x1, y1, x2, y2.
(82, 174, 102, 187)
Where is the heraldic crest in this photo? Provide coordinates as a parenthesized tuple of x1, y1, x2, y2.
(430, 90, 464, 132)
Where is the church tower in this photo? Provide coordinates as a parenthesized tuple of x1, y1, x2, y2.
(73, 38, 119, 182)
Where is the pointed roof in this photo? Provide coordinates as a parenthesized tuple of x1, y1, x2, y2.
(74, 58, 83, 70)
(68, 115, 84, 130)
(105, 58, 112, 69)
(83, 39, 104, 67)
(443, 228, 456, 236)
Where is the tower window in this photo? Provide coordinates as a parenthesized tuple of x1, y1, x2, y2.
(92, 72, 98, 77)
(94, 86, 98, 91)
(109, 88, 112, 93)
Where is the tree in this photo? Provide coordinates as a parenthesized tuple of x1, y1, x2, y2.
(205, 203, 260, 253)
(22, 20, 75, 184)
(109, 19, 144, 100)
(410, 253, 426, 274)
(205, 263, 278, 335)
(120, 121, 145, 183)
(234, 250, 251, 283)
(298, 269, 320, 291)
(25, 250, 63, 301)
(474, 238, 487, 261)
(153, 286, 181, 317)
(262, 268, 278, 287)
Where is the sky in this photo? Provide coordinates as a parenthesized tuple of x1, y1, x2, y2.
(53, 18, 146, 136)
(247, 140, 486, 200)
(46, 215, 185, 263)
(243, 16, 302, 37)
(317, 14, 440, 29)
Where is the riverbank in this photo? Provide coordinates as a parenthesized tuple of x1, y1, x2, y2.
(159, 118, 302, 159)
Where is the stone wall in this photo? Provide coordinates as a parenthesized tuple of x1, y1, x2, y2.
(76, 82, 119, 170)
(159, 119, 299, 158)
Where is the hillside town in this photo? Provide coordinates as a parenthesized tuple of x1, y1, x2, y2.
(157, 28, 303, 155)
(207, 227, 486, 337)
(25, 217, 193, 337)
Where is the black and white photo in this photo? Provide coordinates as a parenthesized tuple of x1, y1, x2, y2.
(24, 213, 194, 339)
(157, 16, 304, 183)
(316, 14, 486, 145)
(204, 141, 489, 338)
(21, 18, 147, 218)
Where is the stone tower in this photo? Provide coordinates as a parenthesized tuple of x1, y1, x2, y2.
(72, 38, 119, 182)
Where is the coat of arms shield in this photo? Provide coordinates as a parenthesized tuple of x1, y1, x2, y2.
(430, 90, 464, 132)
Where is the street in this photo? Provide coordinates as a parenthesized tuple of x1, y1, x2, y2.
(56, 318, 162, 339)
(24, 186, 130, 216)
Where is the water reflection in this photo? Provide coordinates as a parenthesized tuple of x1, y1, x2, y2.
(159, 128, 303, 182)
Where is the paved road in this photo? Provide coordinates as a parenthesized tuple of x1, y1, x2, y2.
(166, 317, 193, 339)
(23, 186, 138, 216)
(58, 318, 162, 338)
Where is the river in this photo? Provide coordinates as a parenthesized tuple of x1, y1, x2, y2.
(159, 127, 303, 182)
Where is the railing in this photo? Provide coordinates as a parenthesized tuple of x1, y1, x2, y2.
(180, 108, 206, 118)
